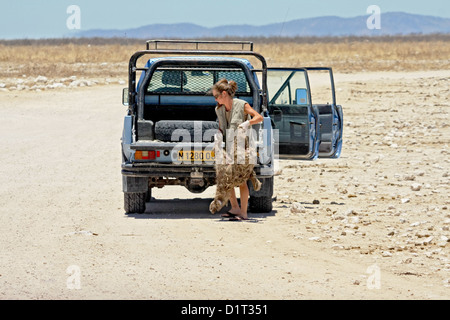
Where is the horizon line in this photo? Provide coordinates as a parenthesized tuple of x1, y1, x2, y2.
(83, 11, 450, 31)
(1, 11, 449, 41)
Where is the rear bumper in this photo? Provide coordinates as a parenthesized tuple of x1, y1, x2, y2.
(121, 162, 273, 178)
(121, 162, 216, 178)
(121, 162, 274, 196)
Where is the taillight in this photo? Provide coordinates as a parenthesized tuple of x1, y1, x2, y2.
(135, 150, 157, 160)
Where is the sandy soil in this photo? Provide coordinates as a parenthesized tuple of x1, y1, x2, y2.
(0, 70, 448, 300)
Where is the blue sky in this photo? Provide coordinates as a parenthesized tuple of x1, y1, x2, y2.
(0, 0, 449, 39)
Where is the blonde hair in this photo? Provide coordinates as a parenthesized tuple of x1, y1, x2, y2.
(212, 78, 238, 97)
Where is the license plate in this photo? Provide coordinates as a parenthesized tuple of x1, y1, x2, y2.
(177, 150, 215, 162)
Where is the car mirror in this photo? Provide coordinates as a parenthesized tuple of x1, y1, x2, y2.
(295, 88, 308, 105)
(122, 88, 129, 106)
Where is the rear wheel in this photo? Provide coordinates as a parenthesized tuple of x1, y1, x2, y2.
(124, 192, 146, 214)
(248, 177, 273, 213)
(249, 196, 273, 213)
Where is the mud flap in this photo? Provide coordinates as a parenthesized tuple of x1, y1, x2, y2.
(122, 176, 148, 193)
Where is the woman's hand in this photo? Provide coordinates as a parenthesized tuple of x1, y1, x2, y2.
(238, 120, 251, 129)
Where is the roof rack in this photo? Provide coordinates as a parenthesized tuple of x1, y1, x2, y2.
(146, 39, 254, 51)
(127, 40, 268, 112)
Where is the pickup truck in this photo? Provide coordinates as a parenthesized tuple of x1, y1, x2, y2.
(121, 40, 343, 214)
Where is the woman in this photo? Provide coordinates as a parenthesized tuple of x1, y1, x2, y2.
(211, 79, 263, 220)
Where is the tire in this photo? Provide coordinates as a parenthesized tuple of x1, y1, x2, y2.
(249, 196, 273, 213)
(155, 120, 218, 142)
(124, 192, 146, 214)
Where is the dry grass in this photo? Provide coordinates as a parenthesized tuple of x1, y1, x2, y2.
(256, 39, 450, 72)
(0, 42, 138, 79)
(0, 35, 449, 79)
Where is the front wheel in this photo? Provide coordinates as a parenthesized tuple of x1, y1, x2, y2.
(124, 192, 146, 214)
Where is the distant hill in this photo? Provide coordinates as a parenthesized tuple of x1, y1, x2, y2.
(75, 12, 450, 38)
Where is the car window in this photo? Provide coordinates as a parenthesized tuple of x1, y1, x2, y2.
(146, 69, 251, 95)
(267, 70, 309, 105)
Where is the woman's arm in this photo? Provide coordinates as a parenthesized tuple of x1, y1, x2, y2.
(244, 103, 263, 126)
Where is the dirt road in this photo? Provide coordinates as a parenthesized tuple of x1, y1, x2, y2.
(0, 71, 448, 299)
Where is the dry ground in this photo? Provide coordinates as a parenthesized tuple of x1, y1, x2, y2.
(0, 38, 449, 299)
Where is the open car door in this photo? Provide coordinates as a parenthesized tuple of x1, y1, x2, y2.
(267, 67, 343, 160)
(267, 68, 320, 160)
(305, 67, 343, 158)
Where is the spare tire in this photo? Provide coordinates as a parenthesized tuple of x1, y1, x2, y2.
(155, 120, 219, 142)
